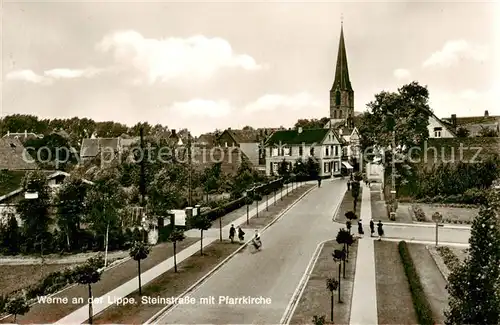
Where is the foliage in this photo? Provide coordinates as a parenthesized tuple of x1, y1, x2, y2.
(326, 277, 339, 293)
(445, 202, 500, 325)
(55, 177, 89, 251)
(345, 211, 357, 220)
(403, 158, 500, 199)
(231, 159, 264, 198)
(312, 315, 326, 325)
(295, 117, 329, 129)
(169, 229, 186, 243)
(359, 82, 432, 189)
(129, 241, 150, 261)
(16, 171, 51, 253)
(0, 215, 21, 255)
(277, 159, 290, 178)
(74, 255, 104, 285)
(305, 157, 320, 179)
(186, 212, 212, 255)
(336, 229, 354, 247)
(478, 127, 498, 137)
(24, 133, 77, 170)
(398, 241, 435, 325)
(353, 172, 363, 181)
(147, 167, 186, 217)
(292, 158, 308, 179)
(200, 162, 225, 195)
(5, 295, 30, 322)
(436, 246, 461, 272)
(411, 205, 427, 222)
(456, 127, 470, 138)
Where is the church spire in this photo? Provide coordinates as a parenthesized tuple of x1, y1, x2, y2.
(331, 22, 352, 92)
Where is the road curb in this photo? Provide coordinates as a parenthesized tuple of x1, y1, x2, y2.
(280, 240, 327, 325)
(380, 237, 469, 247)
(144, 184, 316, 325)
(386, 222, 471, 230)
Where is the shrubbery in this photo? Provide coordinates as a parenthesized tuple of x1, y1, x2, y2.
(411, 205, 427, 221)
(436, 246, 461, 271)
(398, 241, 435, 325)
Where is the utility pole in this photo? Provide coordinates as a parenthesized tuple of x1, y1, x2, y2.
(139, 127, 146, 206)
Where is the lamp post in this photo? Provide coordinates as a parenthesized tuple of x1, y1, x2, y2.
(25, 189, 44, 266)
(432, 212, 443, 247)
(244, 190, 250, 225)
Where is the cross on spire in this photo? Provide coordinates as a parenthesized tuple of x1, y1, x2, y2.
(341, 13, 343, 25)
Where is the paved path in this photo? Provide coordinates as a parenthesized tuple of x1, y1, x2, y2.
(153, 180, 346, 324)
(349, 184, 378, 324)
(55, 182, 308, 324)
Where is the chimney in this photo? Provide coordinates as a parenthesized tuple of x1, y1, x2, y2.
(228, 127, 231, 130)
(171, 129, 176, 137)
(298, 127, 303, 134)
(451, 114, 457, 129)
(485, 110, 489, 117)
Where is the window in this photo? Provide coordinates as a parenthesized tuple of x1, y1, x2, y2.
(299, 146, 303, 156)
(333, 110, 337, 119)
(336, 91, 341, 106)
(325, 146, 329, 156)
(310, 147, 315, 156)
(283, 147, 291, 156)
(331, 145, 334, 154)
(434, 127, 442, 138)
(271, 148, 278, 156)
(224, 142, 228, 147)
(324, 162, 328, 173)
(272, 162, 279, 175)
(339, 110, 343, 119)
(335, 145, 339, 156)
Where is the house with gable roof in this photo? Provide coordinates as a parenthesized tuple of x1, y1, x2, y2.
(264, 127, 343, 178)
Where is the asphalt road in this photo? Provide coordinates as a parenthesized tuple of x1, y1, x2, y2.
(154, 179, 346, 324)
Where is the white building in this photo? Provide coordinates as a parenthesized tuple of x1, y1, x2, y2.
(264, 127, 344, 178)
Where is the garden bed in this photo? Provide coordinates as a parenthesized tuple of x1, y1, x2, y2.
(92, 240, 241, 324)
(334, 185, 363, 223)
(375, 241, 418, 324)
(411, 204, 477, 224)
(290, 240, 358, 324)
(0, 238, 198, 324)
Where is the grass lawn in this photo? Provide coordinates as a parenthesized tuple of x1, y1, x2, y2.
(335, 185, 363, 223)
(375, 241, 418, 324)
(0, 170, 26, 197)
(92, 240, 241, 324)
(407, 243, 448, 324)
(0, 264, 78, 297)
(0, 238, 198, 324)
(290, 240, 358, 324)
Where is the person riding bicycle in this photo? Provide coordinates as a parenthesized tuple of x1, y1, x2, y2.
(252, 230, 262, 250)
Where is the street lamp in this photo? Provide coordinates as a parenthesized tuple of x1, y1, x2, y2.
(432, 212, 443, 247)
(25, 189, 43, 266)
(244, 190, 250, 225)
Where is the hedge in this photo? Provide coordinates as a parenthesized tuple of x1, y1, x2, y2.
(398, 241, 435, 325)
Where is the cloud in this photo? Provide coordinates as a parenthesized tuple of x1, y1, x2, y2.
(393, 68, 411, 80)
(244, 92, 322, 113)
(429, 87, 496, 117)
(5, 70, 47, 84)
(96, 30, 263, 84)
(5, 67, 102, 84)
(44, 67, 101, 79)
(423, 40, 488, 68)
(168, 99, 232, 118)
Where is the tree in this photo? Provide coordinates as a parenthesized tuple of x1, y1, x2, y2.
(332, 249, 345, 303)
(74, 255, 103, 324)
(358, 82, 431, 190)
(456, 127, 470, 138)
(336, 229, 354, 278)
(445, 203, 500, 325)
(200, 162, 224, 201)
(186, 213, 212, 255)
(24, 133, 77, 170)
(292, 158, 308, 180)
(5, 295, 30, 322)
(295, 117, 329, 129)
(0, 214, 21, 255)
(305, 157, 320, 180)
(16, 171, 51, 253)
(351, 181, 360, 211)
(344, 211, 357, 235)
(478, 127, 498, 137)
(312, 315, 326, 325)
(55, 177, 89, 251)
(277, 159, 290, 179)
(169, 229, 186, 272)
(326, 277, 339, 322)
(129, 241, 150, 295)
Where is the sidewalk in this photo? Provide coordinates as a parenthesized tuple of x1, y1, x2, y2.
(349, 184, 378, 324)
(56, 182, 308, 324)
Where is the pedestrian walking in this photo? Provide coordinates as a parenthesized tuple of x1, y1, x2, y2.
(377, 220, 384, 240)
(229, 224, 236, 243)
(350, 172, 353, 181)
(369, 219, 375, 237)
(318, 178, 322, 187)
(347, 180, 351, 191)
(237, 226, 245, 244)
(357, 219, 364, 237)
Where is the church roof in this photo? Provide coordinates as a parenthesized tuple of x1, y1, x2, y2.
(331, 24, 353, 92)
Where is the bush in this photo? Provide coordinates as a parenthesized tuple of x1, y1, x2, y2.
(436, 246, 461, 271)
(398, 241, 435, 325)
(412, 205, 426, 221)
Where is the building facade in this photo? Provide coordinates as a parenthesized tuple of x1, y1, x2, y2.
(264, 128, 343, 178)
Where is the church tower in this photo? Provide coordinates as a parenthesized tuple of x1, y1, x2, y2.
(329, 22, 354, 126)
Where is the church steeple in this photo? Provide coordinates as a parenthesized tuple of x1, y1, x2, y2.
(329, 20, 354, 125)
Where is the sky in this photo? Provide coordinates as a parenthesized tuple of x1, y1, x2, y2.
(1, 1, 498, 136)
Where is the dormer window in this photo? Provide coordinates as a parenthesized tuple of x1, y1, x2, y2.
(434, 127, 442, 138)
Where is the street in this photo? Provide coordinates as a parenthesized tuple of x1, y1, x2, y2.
(153, 180, 346, 324)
